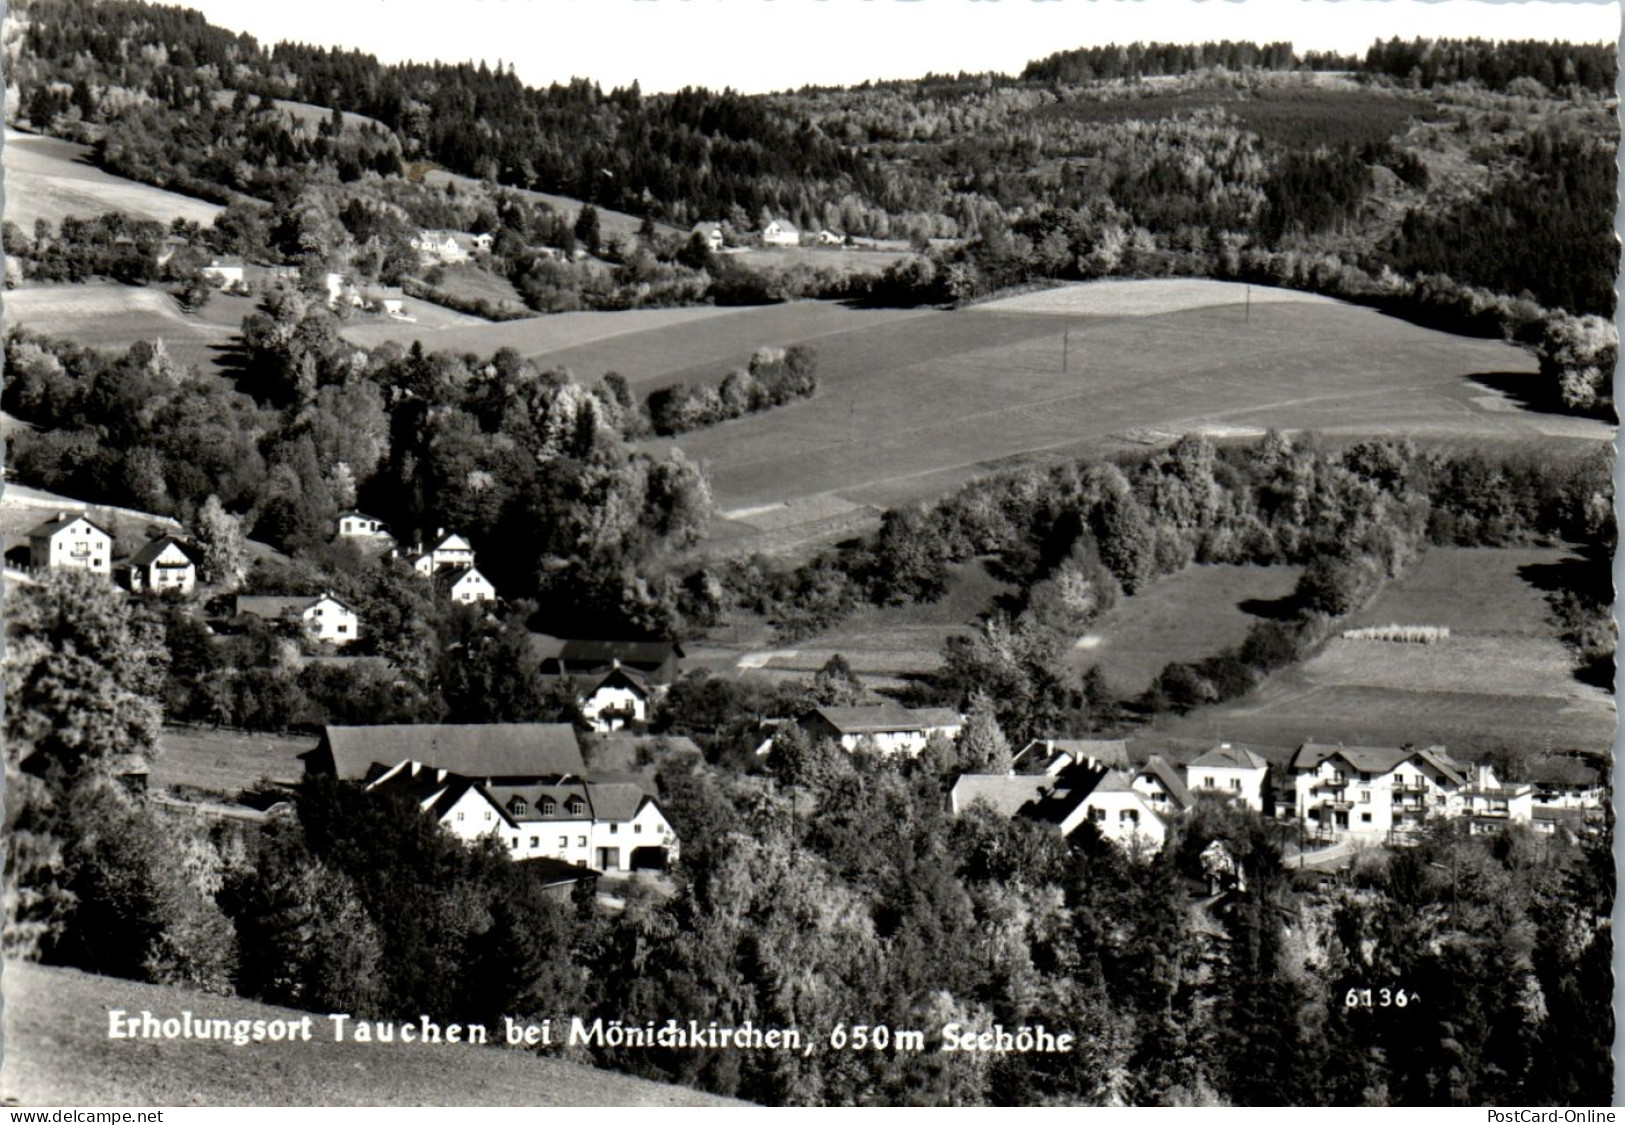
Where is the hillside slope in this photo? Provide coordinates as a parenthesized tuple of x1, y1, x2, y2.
(1, 961, 742, 1106)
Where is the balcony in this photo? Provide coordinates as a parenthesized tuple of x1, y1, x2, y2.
(1316, 776, 1349, 791)
(1319, 799, 1354, 812)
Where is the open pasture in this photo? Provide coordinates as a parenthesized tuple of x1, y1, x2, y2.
(639, 283, 1609, 552)
(151, 726, 315, 796)
(423, 167, 683, 242)
(1, 961, 738, 1107)
(725, 244, 913, 275)
(1070, 563, 1305, 697)
(1147, 546, 1615, 756)
(5, 283, 245, 374)
(3, 128, 223, 230)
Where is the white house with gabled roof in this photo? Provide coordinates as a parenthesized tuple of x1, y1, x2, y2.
(1186, 743, 1270, 811)
(28, 512, 113, 576)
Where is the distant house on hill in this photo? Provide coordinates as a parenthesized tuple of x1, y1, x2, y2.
(539, 639, 685, 686)
(761, 219, 799, 247)
(795, 703, 964, 757)
(299, 722, 585, 784)
(1287, 741, 1466, 842)
(816, 229, 843, 246)
(124, 534, 205, 595)
(336, 511, 393, 543)
(200, 258, 245, 288)
(397, 530, 476, 576)
(324, 271, 364, 309)
(1528, 756, 1606, 809)
(692, 222, 725, 252)
(234, 592, 359, 646)
(410, 229, 467, 264)
(28, 512, 113, 576)
(362, 286, 412, 321)
(366, 761, 680, 871)
(1186, 743, 1270, 811)
(436, 564, 496, 605)
(951, 761, 1168, 853)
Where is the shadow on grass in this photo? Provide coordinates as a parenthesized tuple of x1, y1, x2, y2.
(1466, 371, 1598, 419)
(1517, 552, 1615, 691)
(1238, 593, 1305, 621)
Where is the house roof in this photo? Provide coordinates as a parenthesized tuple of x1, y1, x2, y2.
(808, 703, 950, 735)
(540, 639, 684, 678)
(1288, 742, 1464, 786)
(435, 565, 489, 591)
(127, 535, 205, 568)
(582, 664, 654, 698)
(1138, 755, 1195, 809)
(1046, 739, 1129, 767)
(1189, 744, 1269, 772)
(485, 780, 653, 823)
(28, 512, 112, 539)
(235, 592, 355, 619)
(304, 723, 585, 781)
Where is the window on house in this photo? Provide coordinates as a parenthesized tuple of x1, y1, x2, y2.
(1360, 813, 1372, 824)
(1204, 777, 1216, 788)
(634, 824, 643, 833)
(511, 837, 519, 849)
(456, 812, 464, 822)
(567, 798, 585, 815)
(558, 836, 568, 847)
(540, 798, 556, 815)
(578, 835, 586, 847)
(1120, 809, 1139, 824)
(610, 824, 618, 834)
(484, 811, 492, 821)
(512, 799, 527, 817)
(1088, 808, 1106, 823)
(337, 625, 348, 634)
(1230, 778, 1241, 790)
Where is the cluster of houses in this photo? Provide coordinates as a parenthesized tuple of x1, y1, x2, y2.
(409, 229, 493, 265)
(949, 736, 1607, 855)
(299, 722, 685, 877)
(198, 261, 413, 321)
(692, 219, 846, 252)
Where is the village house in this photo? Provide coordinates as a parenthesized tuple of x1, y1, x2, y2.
(1185, 743, 1270, 812)
(397, 529, 477, 575)
(336, 510, 393, 542)
(124, 534, 205, 595)
(1528, 755, 1606, 810)
(298, 721, 586, 784)
(574, 663, 657, 732)
(410, 229, 468, 264)
(794, 703, 965, 757)
(28, 512, 113, 576)
(816, 229, 843, 246)
(692, 222, 725, 252)
(324, 271, 364, 309)
(436, 565, 497, 605)
(1287, 742, 1470, 842)
(950, 760, 1168, 853)
(234, 591, 360, 646)
(366, 762, 680, 872)
(363, 286, 413, 321)
(761, 219, 799, 247)
(1460, 764, 1536, 835)
(1131, 755, 1197, 817)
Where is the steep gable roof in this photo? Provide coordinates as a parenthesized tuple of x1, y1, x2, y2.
(950, 774, 1051, 817)
(552, 639, 683, 669)
(128, 535, 205, 568)
(809, 703, 937, 734)
(303, 723, 585, 781)
(1138, 755, 1195, 809)
(28, 512, 112, 539)
(1290, 741, 1463, 786)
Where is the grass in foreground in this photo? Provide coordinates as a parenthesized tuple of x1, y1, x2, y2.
(0, 961, 740, 1107)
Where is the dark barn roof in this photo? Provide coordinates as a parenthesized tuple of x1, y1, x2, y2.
(301, 723, 585, 781)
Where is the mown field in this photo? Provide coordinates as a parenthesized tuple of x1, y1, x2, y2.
(151, 727, 315, 796)
(724, 245, 913, 275)
(5, 283, 246, 374)
(0, 961, 739, 1107)
(3, 128, 224, 230)
(1068, 562, 1306, 697)
(1146, 546, 1616, 757)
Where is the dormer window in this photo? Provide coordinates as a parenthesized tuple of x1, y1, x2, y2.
(540, 798, 556, 815)
(566, 797, 585, 816)
(511, 799, 528, 817)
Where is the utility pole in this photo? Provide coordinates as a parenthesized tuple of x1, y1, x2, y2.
(1245, 284, 1251, 323)
(1062, 329, 1069, 374)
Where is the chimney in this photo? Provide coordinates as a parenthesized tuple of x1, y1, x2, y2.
(437, 527, 446, 539)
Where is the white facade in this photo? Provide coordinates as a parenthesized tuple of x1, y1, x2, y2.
(762, 220, 799, 247)
(302, 595, 359, 646)
(443, 567, 495, 604)
(201, 261, 245, 287)
(31, 516, 112, 576)
(1186, 745, 1269, 812)
(1066, 785, 1168, 851)
(409, 532, 477, 575)
(582, 682, 649, 732)
(338, 513, 391, 540)
(129, 540, 197, 595)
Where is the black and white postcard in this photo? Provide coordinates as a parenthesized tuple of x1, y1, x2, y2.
(0, 0, 1617, 1108)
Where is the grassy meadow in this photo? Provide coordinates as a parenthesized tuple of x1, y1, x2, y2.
(3, 128, 225, 230)
(0, 961, 740, 1107)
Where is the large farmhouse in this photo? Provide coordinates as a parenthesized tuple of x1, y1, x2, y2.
(367, 762, 680, 871)
(1186, 743, 1270, 811)
(299, 722, 586, 784)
